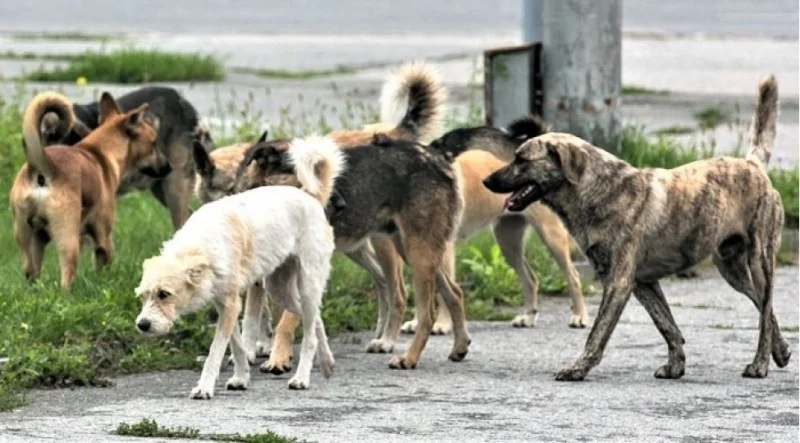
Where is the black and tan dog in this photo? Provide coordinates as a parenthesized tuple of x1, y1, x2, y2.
(11, 92, 169, 289)
(193, 62, 447, 370)
(483, 75, 790, 380)
(383, 116, 588, 335)
(237, 132, 468, 371)
(24, 86, 211, 229)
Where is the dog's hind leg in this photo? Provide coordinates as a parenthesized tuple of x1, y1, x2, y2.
(261, 265, 299, 375)
(556, 248, 635, 381)
(192, 288, 242, 399)
(50, 213, 80, 290)
(632, 281, 685, 379)
(374, 236, 407, 350)
(315, 316, 335, 379)
(436, 241, 471, 362)
(89, 217, 114, 271)
(14, 220, 46, 281)
(495, 214, 540, 328)
(527, 206, 588, 328)
(347, 243, 396, 353)
(287, 265, 324, 390)
(225, 320, 251, 391)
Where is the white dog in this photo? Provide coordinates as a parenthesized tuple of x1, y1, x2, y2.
(135, 135, 345, 398)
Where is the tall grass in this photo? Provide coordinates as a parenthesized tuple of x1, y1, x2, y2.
(25, 48, 224, 83)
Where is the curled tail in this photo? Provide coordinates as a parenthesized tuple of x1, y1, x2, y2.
(379, 61, 447, 144)
(287, 135, 346, 206)
(22, 92, 74, 179)
(506, 115, 550, 140)
(746, 74, 779, 166)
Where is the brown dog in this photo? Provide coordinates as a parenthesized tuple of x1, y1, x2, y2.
(10, 92, 169, 289)
(483, 75, 790, 380)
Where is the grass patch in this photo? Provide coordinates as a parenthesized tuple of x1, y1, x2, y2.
(622, 85, 670, 96)
(231, 66, 356, 80)
(115, 418, 304, 442)
(780, 326, 800, 333)
(693, 106, 729, 130)
(711, 323, 734, 330)
(0, 50, 77, 62)
(9, 31, 124, 42)
(24, 48, 224, 83)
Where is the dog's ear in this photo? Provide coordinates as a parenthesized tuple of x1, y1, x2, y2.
(143, 98, 164, 132)
(124, 103, 153, 137)
(193, 140, 215, 177)
(181, 249, 211, 287)
(98, 92, 122, 125)
(546, 140, 586, 185)
(256, 130, 268, 143)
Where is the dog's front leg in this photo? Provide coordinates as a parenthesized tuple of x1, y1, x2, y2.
(225, 320, 251, 391)
(556, 253, 635, 381)
(192, 293, 241, 399)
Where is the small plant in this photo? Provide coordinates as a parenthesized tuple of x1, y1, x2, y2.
(622, 85, 670, 96)
(25, 48, 224, 83)
(115, 418, 305, 442)
(694, 106, 730, 130)
(231, 66, 355, 80)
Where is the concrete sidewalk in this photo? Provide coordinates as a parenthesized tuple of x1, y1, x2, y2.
(2, 266, 797, 443)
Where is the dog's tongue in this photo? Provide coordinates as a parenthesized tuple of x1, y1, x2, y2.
(503, 194, 515, 211)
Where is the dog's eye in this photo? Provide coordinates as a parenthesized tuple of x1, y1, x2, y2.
(157, 290, 171, 300)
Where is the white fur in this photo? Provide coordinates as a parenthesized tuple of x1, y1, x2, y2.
(379, 61, 446, 144)
(136, 185, 336, 397)
(286, 135, 346, 203)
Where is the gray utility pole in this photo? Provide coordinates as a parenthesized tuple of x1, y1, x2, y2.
(531, 0, 623, 153)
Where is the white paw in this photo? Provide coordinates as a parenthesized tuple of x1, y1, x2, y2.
(225, 374, 250, 391)
(287, 376, 309, 390)
(255, 341, 270, 358)
(569, 313, 589, 329)
(431, 322, 452, 335)
(365, 339, 395, 353)
(400, 319, 417, 334)
(511, 313, 538, 328)
(190, 385, 214, 400)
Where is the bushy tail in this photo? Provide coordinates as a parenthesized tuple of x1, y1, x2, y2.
(22, 91, 74, 179)
(287, 135, 346, 205)
(506, 115, 550, 140)
(379, 61, 447, 144)
(746, 74, 779, 166)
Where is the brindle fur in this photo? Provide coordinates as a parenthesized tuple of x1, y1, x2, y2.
(483, 74, 790, 381)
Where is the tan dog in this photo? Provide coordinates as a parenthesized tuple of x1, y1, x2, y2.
(10, 92, 168, 289)
(484, 75, 790, 380)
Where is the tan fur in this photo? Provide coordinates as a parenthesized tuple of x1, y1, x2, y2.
(10, 92, 164, 289)
(22, 92, 75, 178)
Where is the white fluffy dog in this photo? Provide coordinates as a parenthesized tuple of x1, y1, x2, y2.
(134, 135, 345, 398)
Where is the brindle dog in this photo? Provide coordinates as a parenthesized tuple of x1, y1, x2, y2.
(483, 74, 790, 381)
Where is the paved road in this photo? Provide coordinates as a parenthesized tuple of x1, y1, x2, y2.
(1, 266, 797, 442)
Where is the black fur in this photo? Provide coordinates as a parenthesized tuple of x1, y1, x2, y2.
(427, 115, 549, 161)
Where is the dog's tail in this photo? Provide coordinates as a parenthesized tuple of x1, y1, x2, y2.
(506, 115, 551, 141)
(379, 61, 447, 144)
(287, 135, 346, 205)
(22, 92, 74, 179)
(746, 74, 779, 167)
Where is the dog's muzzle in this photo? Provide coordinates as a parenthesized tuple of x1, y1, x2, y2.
(137, 318, 152, 332)
(141, 162, 173, 178)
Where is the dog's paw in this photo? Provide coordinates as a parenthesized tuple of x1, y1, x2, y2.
(400, 319, 417, 334)
(569, 313, 589, 329)
(365, 339, 394, 354)
(742, 363, 769, 378)
(287, 376, 309, 390)
(190, 386, 214, 400)
(225, 375, 250, 391)
(255, 341, 270, 358)
(654, 363, 685, 379)
(321, 358, 335, 379)
(260, 359, 292, 375)
(773, 340, 791, 368)
(511, 313, 537, 328)
(388, 355, 418, 370)
(431, 322, 452, 335)
(555, 366, 588, 382)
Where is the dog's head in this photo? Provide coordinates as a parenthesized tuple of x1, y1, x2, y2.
(232, 135, 297, 194)
(192, 120, 216, 151)
(134, 249, 212, 335)
(192, 131, 268, 203)
(95, 92, 171, 178)
(483, 133, 588, 212)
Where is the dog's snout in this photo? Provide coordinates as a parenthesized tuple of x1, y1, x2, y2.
(137, 318, 152, 332)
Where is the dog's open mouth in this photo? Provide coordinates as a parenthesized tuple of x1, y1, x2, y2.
(504, 184, 539, 212)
